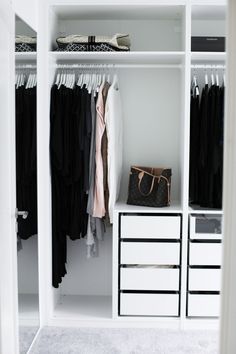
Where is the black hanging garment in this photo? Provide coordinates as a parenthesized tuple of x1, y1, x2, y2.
(189, 81, 224, 209)
(189, 85, 200, 204)
(198, 83, 209, 206)
(50, 84, 92, 288)
(16, 85, 38, 240)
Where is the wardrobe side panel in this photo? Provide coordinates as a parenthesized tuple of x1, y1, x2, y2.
(0, 1, 19, 353)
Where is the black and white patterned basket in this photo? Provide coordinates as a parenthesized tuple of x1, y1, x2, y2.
(55, 42, 129, 52)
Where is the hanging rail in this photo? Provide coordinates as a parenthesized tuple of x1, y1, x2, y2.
(55, 63, 182, 69)
(191, 64, 226, 69)
(15, 64, 37, 69)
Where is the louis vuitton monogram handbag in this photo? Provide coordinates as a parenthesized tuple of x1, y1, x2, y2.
(127, 166, 172, 207)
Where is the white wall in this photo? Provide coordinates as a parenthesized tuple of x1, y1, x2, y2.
(12, 0, 38, 32)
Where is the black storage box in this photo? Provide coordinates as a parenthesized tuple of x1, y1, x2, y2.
(191, 36, 225, 52)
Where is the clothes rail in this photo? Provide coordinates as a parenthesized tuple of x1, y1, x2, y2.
(16, 64, 37, 69)
(191, 65, 226, 69)
(55, 64, 182, 69)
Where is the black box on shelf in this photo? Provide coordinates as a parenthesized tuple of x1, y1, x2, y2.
(191, 36, 225, 52)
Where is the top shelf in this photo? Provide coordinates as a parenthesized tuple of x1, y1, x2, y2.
(191, 52, 226, 64)
(15, 52, 37, 62)
(50, 51, 185, 65)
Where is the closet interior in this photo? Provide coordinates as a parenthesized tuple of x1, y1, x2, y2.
(13, 1, 225, 326)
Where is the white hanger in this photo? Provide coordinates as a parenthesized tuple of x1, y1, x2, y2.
(97, 71, 102, 88)
(107, 72, 111, 84)
(19, 73, 23, 87)
(79, 72, 84, 87)
(92, 73, 96, 92)
(55, 71, 61, 86)
(57, 72, 62, 90)
(29, 73, 33, 89)
(71, 73, 75, 89)
(17, 73, 21, 88)
(215, 67, 219, 87)
(204, 67, 208, 85)
(34, 73, 37, 87)
(15, 73, 18, 88)
(62, 70, 67, 87)
(87, 72, 92, 93)
(29, 73, 33, 88)
(64, 71, 68, 88)
(31, 73, 35, 88)
(193, 74, 199, 96)
(26, 73, 30, 89)
(211, 68, 215, 86)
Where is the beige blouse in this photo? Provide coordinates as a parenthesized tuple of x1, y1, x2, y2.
(93, 82, 106, 218)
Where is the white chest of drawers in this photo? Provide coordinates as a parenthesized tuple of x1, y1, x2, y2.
(118, 213, 182, 317)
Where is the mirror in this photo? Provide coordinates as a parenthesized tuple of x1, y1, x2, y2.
(15, 15, 39, 353)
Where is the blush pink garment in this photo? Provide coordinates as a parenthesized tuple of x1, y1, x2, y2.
(93, 83, 106, 218)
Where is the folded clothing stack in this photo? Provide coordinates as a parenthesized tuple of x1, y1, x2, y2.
(15, 35, 37, 52)
(55, 33, 131, 52)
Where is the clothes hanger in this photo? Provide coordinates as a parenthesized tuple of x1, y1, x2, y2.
(211, 67, 215, 86)
(58, 69, 63, 89)
(192, 68, 199, 96)
(215, 67, 219, 87)
(26, 73, 30, 89)
(55, 70, 60, 86)
(15, 72, 18, 88)
(204, 67, 208, 86)
(64, 70, 69, 88)
(33, 73, 37, 87)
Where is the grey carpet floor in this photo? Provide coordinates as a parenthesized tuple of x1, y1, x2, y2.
(19, 326, 39, 354)
(30, 327, 219, 354)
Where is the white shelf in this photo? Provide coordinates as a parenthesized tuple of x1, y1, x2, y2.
(50, 51, 185, 65)
(15, 52, 37, 62)
(191, 52, 226, 64)
(54, 295, 112, 320)
(115, 200, 182, 213)
(188, 206, 223, 215)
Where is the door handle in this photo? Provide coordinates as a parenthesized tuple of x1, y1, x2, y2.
(15, 208, 28, 219)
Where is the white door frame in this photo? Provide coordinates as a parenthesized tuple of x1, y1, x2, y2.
(220, 0, 236, 353)
(0, 1, 19, 354)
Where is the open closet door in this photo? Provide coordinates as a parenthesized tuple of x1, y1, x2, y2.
(0, 1, 19, 354)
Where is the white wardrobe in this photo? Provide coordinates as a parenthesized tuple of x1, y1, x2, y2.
(0, 0, 227, 353)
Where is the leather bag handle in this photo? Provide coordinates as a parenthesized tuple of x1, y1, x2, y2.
(138, 171, 171, 204)
(138, 171, 158, 196)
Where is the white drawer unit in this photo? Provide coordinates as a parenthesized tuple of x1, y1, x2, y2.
(121, 215, 181, 239)
(187, 294, 220, 317)
(189, 214, 222, 240)
(120, 293, 179, 316)
(189, 242, 222, 266)
(120, 267, 179, 291)
(119, 213, 181, 317)
(188, 268, 221, 291)
(121, 242, 180, 265)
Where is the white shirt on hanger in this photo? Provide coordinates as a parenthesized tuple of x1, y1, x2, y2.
(105, 75, 123, 223)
